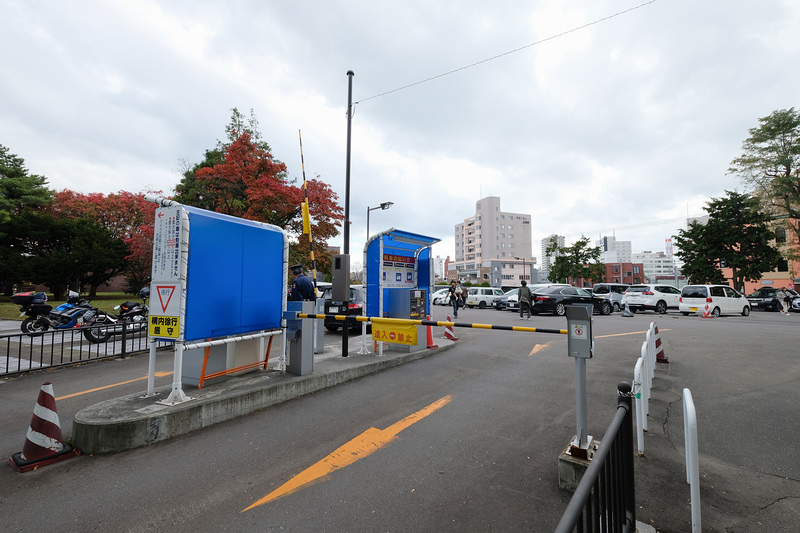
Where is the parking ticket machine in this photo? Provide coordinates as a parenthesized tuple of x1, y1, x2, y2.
(385, 288, 427, 319)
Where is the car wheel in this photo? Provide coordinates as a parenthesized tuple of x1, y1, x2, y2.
(613, 302, 620, 312)
(325, 325, 340, 332)
(656, 301, 667, 314)
(681, 312, 690, 316)
(479, 301, 486, 309)
(711, 307, 721, 318)
(742, 306, 750, 316)
(601, 302, 612, 315)
(555, 303, 566, 316)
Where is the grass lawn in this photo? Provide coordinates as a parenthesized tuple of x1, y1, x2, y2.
(0, 293, 145, 321)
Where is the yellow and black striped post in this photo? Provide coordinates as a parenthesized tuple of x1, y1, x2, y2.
(298, 130, 318, 295)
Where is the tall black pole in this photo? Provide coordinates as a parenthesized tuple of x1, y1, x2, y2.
(344, 70, 354, 255)
(342, 70, 354, 357)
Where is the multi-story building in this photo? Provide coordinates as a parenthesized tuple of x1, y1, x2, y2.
(540, 234, 565, 272)
(450, 196, 533, 284)
(596, 236, 632, 263)
(631, 251, 678, 282)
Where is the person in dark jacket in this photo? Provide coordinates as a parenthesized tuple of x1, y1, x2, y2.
(518, 280, 533, 320)
(289, 264, 316, 301)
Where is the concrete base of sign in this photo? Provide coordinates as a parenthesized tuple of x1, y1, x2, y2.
(558, 437, 600, 492)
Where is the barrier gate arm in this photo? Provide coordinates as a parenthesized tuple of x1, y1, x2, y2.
(297, 313, 568, 335)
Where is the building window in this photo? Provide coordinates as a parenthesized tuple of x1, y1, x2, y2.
(612, 265, 619, 273)
(778, 259, 789, 272)
(634, 266, 640, 274)
(776, 227, 787, 243)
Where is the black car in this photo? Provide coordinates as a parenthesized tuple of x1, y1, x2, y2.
(745, 287, 798, 311)
(322, 286, 367, 332)
(531, 286, 612, 316)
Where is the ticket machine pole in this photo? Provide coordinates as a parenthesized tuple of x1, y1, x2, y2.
(565, 304, 594, 456)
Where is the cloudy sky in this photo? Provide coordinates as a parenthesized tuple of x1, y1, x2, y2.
(2, 0, 798, 265)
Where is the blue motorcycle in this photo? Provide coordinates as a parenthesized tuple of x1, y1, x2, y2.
(12, 291, 95, 336)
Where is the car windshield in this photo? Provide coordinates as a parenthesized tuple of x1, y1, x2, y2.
(682, 286, 708, 298)
(505, 289, 519, 296)
(749, 288, 777, 297)
(575, 288, 591, 297)
(625, 286, 649, 293)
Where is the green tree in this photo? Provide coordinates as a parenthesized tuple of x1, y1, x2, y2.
(728, 108, 800, 247)
(7, 211, 129, 299)
(674, 191, 781, 291)
(0, 145, 54, 294)
(545, 236, 605, 285)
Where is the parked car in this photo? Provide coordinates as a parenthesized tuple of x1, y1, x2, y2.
(679, 285, 750, 317)
(793, 296, 800, 313)
(322, 286, 367, 331)
(431, 287, 451, 305)
(592, 283, 630, 312)
(531, 286, 613, 316)
(621, 284, 682, 314)
(466, 287, 506, 309)
(746, 287, 800, 311)
(492, 288, 518, 310)
(505, 283, 570, 311)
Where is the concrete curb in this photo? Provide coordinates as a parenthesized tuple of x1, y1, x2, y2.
(73, 340, 455, 454)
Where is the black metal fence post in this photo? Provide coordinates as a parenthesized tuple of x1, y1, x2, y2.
(555, 381, 636, 533)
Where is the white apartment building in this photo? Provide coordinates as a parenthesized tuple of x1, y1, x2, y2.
(631, 251, 678, 282)
(451, 196, 533, 282)
(597, 236, 632, 263)
(540, 234, 565, 272)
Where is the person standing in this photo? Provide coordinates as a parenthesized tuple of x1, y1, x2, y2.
(448, 280, 460, 318)
(289, 264, 316, 301)
(776, 286, 790, 315)
(518, 280, 533, 320)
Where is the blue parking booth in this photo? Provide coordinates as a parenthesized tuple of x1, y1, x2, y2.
(363, 229, 439, 353)
(145, 196, 289, 404)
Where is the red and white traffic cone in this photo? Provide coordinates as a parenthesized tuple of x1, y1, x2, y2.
(426, 315, 438, 349)
(8, 383, 79, 473)
(654, 324, 669, 364)
(701, 303, 714, 319)
(444, 315, 459, 341)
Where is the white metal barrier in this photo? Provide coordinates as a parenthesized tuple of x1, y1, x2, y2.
(683, 388, 701, 532)
(633, 322, 658, 455)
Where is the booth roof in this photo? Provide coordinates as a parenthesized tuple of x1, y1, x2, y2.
(364, 228, 440, 253)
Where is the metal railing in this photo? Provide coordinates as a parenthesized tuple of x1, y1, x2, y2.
(1, 322, 165, 376)
(555, 382, 636, 533)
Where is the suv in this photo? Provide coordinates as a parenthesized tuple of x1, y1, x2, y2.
(466, 287, 506, 309)
(621, 284, 682, 314)
(679, 285, 750, 317)
(592, 283, 630, 312)
(746, 287, 800, 312)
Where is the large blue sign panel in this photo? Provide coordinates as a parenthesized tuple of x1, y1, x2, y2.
(183, 206, 284, 342)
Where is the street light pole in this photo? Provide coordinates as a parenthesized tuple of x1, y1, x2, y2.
(366, 202, 394, 243)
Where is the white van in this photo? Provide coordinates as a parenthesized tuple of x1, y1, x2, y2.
(466, 287, 506, 309)
(679, 285, 750, 317)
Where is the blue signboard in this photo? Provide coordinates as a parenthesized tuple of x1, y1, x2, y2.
(182, 206, 285, 342)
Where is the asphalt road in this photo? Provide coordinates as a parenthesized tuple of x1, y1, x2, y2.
(1, 307, 799, 532)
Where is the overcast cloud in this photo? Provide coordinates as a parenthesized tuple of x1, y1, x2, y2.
(2, 0, 798, 264)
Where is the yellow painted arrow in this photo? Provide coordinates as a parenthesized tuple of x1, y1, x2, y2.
(242, 394, 454, 512)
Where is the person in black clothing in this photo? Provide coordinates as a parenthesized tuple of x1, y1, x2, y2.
(448, 280, 459, 318)
(289, 264, 316, 301)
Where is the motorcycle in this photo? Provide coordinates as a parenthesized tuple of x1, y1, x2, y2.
(12, 290, 95, 335)
(81, 287, 150, 343)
